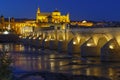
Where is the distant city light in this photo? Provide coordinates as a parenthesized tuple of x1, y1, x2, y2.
(3, 31, 9, 34)
(82, 20, 87, 23)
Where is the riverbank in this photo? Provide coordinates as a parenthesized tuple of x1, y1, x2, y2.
(0, 33, 19, 43)
(13, 70, 111, 80)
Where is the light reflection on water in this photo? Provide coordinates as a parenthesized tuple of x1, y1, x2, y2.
(0, 43, 120, 80)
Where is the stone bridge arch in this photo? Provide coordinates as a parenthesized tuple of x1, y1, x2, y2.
(67, 34, 89, 55)
(101, 38, 120, 61)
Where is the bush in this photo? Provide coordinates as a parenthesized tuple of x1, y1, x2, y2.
(0, 51, 13, 80)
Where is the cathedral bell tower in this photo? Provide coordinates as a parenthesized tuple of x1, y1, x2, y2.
(36, 7, 40, 22)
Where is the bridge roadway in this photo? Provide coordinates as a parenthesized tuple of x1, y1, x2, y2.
(20, 27, 120, 61)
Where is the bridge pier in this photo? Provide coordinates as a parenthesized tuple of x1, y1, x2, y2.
(24, 35, 34, 46)
(30, 35, 39, 47)
(58, 40, 69, 52)
(101, 38, 120, 61)
(41, 38, 50, 49)
(68, 39, 80, 56)
(31, 36, 42, 48)
(81, 37, 100, 57)
(49, 40, 58, 50)
(20, 35, 28, 45)
(67, 36, 87, 56)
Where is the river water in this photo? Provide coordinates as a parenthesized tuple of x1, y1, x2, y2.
(0, 43, 120, 80)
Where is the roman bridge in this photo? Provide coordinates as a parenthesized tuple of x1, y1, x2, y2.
(20, 28, 120, 61)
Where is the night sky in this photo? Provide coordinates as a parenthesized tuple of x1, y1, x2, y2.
(0, 0, 120, 21)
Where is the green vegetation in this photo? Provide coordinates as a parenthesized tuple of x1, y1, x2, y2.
(0, 51, 13, 80)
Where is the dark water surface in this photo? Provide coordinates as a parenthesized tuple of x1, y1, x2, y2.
(0, 43, 120, 80)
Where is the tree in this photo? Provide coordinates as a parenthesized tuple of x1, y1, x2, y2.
(0, 51, 13, 80)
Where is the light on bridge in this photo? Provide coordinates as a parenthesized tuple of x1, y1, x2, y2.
(73, 41, 76, 45)
(51, 39, 55, 40)
(45, 39, 48, 42)
(86, 43, 95, 46)
(29, 37, 32, 39)
(39, 37, 41, 40)
(109, 45, 114, 49)
(19, 36, 22, 38)
(33, 37, 36, 40)
(23, 37, 26, 39)
(59, 40, 63, 41)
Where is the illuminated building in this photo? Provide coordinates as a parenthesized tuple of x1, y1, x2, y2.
(70, 20, 93, 27)
(0, 16, 37, 34)
(15, 20, 37, 34)
(0, 7, 71, 34)
(36, 7, 70, 23)
(0, 7, 95, 34)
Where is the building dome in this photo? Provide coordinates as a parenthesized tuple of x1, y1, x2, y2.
(52, 9, 61, 16)
(53, 8, 60, 12)
(53, 9, 60, 12)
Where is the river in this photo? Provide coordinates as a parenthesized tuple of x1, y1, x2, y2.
(0, 43, 119, 80)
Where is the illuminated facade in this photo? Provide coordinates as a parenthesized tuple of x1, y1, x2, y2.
(70, 20, 93, 27)
(0, 16, 37, 34)
(15, 20, 37, 34)
(36, 8, 70, 23)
